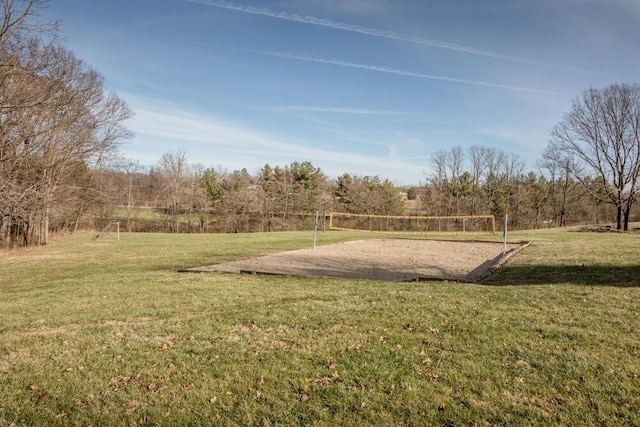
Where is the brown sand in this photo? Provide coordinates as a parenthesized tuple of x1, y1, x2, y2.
(184, 239, 527, 282)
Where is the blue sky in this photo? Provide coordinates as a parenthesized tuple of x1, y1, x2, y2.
(45, 0, 640, 185)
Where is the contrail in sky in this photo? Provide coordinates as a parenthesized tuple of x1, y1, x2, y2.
(250, 50, 561, 95)
(272, 106, 428, 116)
(186, 0, 573, 69)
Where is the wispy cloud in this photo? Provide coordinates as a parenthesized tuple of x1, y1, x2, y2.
(186, 0, 577, 69)
(123, 94, 412, 171)
(270, 105, 430, 116)
(248, 50, 561, 95)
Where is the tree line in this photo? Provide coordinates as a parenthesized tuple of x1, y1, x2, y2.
(423, 145, 615, 230)
(90, 151, 405, 235)
(424, 83, 640, 232)
(81, 143, 631, 237)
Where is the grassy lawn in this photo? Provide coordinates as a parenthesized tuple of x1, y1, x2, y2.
(0, 229, 639, 425)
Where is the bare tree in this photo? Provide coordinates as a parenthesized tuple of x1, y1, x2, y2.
(272, 165, 294, 230)
(188, 163, 211, 233)
(468, 145, 489, 215)
(502, 152, 525, 227)
(0, 0, 57, 43)
(1, 3, 132, 247)
(538, 141, 583, 226)
(158, 148, 189, 233)
(219, 168, 256, 233)
(427, 149, 449, 215)
(551, 84, 640, 230)
(110, 159, 146, 232)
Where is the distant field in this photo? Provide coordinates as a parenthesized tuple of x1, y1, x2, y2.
(1, 228, 639, 425)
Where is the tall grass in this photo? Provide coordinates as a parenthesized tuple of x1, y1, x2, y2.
(0, 229, 638, 425)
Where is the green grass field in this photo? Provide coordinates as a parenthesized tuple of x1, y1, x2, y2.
(1, 228, 639, 425)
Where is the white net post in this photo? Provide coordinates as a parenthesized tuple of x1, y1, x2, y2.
(503, 214, 508, 256)
(312, 210, 319, 250)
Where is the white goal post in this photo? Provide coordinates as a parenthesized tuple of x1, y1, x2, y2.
(96, 221, 120, 241)
(329, 212, 496, 235)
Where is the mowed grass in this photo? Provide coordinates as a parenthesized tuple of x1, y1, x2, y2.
(0, 229, 639, 426)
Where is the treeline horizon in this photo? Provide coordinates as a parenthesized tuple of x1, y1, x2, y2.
(77, 143, 630, 238)
(3, 126, 635, 247)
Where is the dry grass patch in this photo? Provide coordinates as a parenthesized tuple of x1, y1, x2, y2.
(1, 230, 639, 425)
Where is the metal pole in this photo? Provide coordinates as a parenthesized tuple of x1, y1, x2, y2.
(503, 214, 508, 256)
(313, 210, 320, 250)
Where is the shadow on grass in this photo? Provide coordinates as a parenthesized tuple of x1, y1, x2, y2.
(482, 264, 640, 287)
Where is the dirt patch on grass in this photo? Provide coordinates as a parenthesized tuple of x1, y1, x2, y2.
(183, 239, 528, 282)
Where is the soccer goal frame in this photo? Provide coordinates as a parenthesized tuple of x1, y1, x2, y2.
(329, 212, 496, 235)
(96, 221, 120, 241)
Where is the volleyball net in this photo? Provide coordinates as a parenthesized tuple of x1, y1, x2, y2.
(329, 212, 496, 235)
